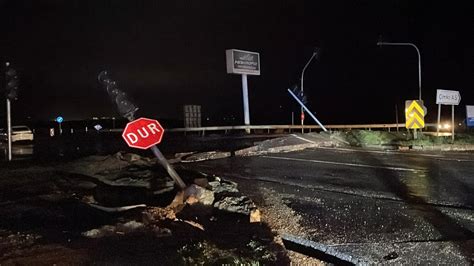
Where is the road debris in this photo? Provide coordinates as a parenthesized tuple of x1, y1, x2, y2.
(0, 153, 283, 264)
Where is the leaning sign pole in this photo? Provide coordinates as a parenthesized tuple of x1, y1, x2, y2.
(122, 118, 186, 189)
(436, 89, 461, 141)
(98, 71, 186, 190)
(226, 49, 260, 134)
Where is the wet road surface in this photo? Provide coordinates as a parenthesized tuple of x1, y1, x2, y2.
(0, 132, 278, 162)
(188, 146, 474, 264)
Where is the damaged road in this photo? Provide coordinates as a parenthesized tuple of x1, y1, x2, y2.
(185, 145, 474, 264)
(0, 152, 290, 265)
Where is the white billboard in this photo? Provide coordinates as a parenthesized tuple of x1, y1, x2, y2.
(226, 49, 260, 75)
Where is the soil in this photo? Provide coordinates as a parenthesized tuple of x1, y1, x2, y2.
(0, 158, 291, 265)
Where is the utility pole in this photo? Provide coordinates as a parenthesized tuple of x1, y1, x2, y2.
(4, 62, 19, 161)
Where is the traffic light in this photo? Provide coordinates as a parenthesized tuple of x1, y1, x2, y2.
(5, 63, 19, 100)
(98, 70, 139, 120)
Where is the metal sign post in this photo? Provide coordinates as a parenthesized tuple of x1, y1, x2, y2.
(56, 116, 64, 135)
(150, 145, 186, 189)
(451, 105, 455, 142)
(99, 71, 186, 190)
(6, 99, 12, 161)
(437, 104, 441, 136)
(122, 117, 186, 189)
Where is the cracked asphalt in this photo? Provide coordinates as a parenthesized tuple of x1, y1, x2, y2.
(187, 146, 474, 264)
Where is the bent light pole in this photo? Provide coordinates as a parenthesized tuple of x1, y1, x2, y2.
(376, 41, 422, 101)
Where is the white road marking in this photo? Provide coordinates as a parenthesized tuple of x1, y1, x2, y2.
(262, 155, 424, 172)
(291, 134, 318, 144)
(313, 146, 474, 162)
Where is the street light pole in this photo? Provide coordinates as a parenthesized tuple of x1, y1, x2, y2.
(377, 41, 422, 139)
(376, 42, 422, 101)
(300, 48, 319, 132)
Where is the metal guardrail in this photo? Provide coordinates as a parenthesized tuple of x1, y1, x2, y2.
(110, 123, 439, 134)
(167, 123, 438, 132)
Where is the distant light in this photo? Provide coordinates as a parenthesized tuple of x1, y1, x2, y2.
(94, 124, 103, 131)
(56, 116, 64, 123)
(438, 123, 451, 130)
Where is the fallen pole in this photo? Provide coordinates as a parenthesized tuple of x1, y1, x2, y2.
(288, 89, 328, 132)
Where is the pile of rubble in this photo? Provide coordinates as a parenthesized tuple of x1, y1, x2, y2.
(61, 152, 261, 222)
(54, 152, 285, 263)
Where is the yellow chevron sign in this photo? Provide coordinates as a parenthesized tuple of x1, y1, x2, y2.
(405, 100, 425, 129)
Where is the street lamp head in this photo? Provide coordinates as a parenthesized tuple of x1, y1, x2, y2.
(313, 47, 320, 54)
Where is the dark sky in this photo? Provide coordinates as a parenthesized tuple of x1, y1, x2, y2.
(0, 0, 473, 125)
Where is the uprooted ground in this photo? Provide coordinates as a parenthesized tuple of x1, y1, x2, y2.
(0, 153, 293, 265)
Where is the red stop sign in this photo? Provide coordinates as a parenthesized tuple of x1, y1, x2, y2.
(122, 118, 164, 149)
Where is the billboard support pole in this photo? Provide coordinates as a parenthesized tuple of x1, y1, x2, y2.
(6, 99, 12, 161)
(437, 104, 441, 137)
(241, 74, 250, 134)
(226, 49, 260, 134)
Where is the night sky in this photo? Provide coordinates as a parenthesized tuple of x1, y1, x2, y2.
(0, 0, 473, 125)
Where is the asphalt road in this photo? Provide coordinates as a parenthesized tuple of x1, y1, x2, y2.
(0, 132, 279, 162)
(187, 146, 474, 264)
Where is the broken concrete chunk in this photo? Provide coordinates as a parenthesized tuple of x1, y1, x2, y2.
(184, 184, 215, 206)
(193, 178, 209, 188)
(143, 207, 177, 223)
(114, 151, 124, 160)
(181, 151, 231, 162)
(185, 195, 200, 205)
(82, 228, 108, 238)
(208, 180, 238, 195)
(120, 221, 145, 232)
(81, 221, 145, 238)
(213, 196, 257, 215)
(123, 153, 142, 162)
